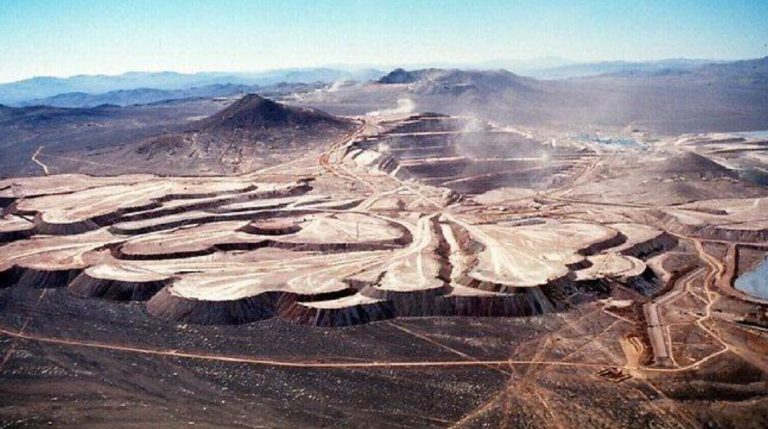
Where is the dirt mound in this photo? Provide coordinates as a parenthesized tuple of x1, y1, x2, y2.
(127, 95, 356, 174)
(655, 152, 736, 177)
(195, 93, 351, 132)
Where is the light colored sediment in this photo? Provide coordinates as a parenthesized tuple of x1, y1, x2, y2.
(445, 215, 618, 288)
(0, 215, 35, 243)
(0, 215, 34, 232)
(649, 198, 768, 242)
(3, 113, 760, 330)
(0, 174, 158, 199)
(15, 178, 263, 234)
(146, 287, 280, 325)
(239, 219, 302, 235)
(358, 215, 451, 316)
(604, 223, 678, 258)
(575, 254, 647, 282)
(279, 294, 396, 327)
(68, 263, 171, 301)
(0, 228, 118, 272)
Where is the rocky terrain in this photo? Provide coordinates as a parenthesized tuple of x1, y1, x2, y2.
(0, 98, 230, 178)
(121, 94, 356, 175)
(0, 94, 355, 178)
(296, 57, 768, 134)
(1, 105, 768, 427)
(3, 57, 767, 179)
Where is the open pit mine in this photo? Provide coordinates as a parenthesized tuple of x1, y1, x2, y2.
(2, 107, 768, 427)
(0, 114, 674, 327)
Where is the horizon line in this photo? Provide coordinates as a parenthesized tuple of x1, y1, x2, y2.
(2, 55, 764, 85)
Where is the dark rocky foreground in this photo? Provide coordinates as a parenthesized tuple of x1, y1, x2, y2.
(4, 282, 766, 428)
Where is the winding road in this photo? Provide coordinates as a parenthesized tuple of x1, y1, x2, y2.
(31, 146, 49, 175)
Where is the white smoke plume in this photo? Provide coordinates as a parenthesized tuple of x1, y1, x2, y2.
(327, 80, 348, 93)
(288, 80, 350, 103)
(366, 98, 415, 117)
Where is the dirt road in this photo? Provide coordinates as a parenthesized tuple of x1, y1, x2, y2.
(31, 146, 49, 175)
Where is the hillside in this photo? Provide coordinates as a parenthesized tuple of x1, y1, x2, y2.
(195, 93, 349, 131)
(0, 94, 354, 178)
(298, 58, 768, 134)
(0, 98, 228, 178)
(122, 94, 355, 175)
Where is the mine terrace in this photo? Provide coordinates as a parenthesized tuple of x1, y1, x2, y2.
(1, 106, 768, 427)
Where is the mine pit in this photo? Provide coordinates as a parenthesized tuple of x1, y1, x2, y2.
(352, 118, 591, 195)
(0, 155, 665, 328)
(2, 112, 768, 402)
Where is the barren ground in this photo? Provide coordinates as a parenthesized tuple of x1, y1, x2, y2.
(1, 112, 767, 428)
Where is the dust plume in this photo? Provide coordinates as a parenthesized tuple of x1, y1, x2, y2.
(366, 98, 415, 117)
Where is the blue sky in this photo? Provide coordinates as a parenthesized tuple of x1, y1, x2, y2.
(0, 0, 766, 83)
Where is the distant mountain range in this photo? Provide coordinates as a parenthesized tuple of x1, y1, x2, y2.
(1, 56, 767, 177)
(1, 56, 766, 140)
(526, 58, 725, 79)
(0, 57, 748, 107)
(15, 82, 329, 108)
(0, 68, 383, 105)
(1, 58, 749, 107)
(302, 56, 768, 134)
(16, 84, 256, 108)
(382, 57, 725, 79)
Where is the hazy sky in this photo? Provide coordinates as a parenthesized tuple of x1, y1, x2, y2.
(0, 0, 766, 83)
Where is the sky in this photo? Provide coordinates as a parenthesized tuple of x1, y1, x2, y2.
(0, 0, 766, 83)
